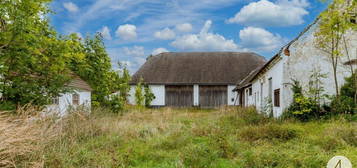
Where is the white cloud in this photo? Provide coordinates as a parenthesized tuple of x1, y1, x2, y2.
(63, 2, 79, 13)
(154, 28, 176, 40)
(227, 0, 309, 27)
(176, 23, 193, 32)
(107, 46, 147, 73)
(99, 26, 111, 40)
(123, 46, 145, 57)
(116, 24, 137, 40)
(239, 27, 285, 52)
(152, 48, 169, 55)
(171, 20, 239, 51)
(61, 0, 241, 40)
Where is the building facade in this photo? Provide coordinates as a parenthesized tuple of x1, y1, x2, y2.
(236, 19, 357, 117)
(46, 76, 92, 116)
(129, 52, 266, 107)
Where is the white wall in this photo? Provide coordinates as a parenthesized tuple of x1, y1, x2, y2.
(193, 85, 199, 106)
(251, 58, 284, 117)
(149, 85, 165, 106)
(46, 90, 91, 116)
(249, 24, 356, 118)
(128, 85, 165, 106)
(128, 85, 136, 105)
(227, 85, 238, 105)
(283, 26, 356, 109)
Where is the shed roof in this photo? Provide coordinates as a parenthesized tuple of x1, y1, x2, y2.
(131, 52, 266, 85)
(67, 75, 93, 91)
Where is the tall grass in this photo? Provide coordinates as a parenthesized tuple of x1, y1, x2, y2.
(0, 107, 58, 168)
(1, 106, 356, 167)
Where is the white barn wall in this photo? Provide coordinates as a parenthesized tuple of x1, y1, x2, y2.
(128, 85, 136, 105)
(194, 85, 199, 106)
(283, 26, 357, 108)
(248, 24, 356, 117)
(227, 85, 237, 106)
(128, 85, 165, 106)
(149, 85, 165, 106)
(251, 59, 284, 117)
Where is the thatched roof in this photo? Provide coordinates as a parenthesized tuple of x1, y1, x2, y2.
(234, 66, 263, 90)
(67, 76, 93, 91)
(131, 52, 266, 85)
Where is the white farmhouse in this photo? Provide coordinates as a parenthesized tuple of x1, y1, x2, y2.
(47, 75, 92, 116)
(235, 19, 357, 117)
(128, 52, 266, 107)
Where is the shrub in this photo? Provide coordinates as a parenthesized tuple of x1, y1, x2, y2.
(330, 72, 356, 114)
(106, 94, 125, 113)
(144, 85, 155, 107)
(285, 80, 327, 121)
(0, 101, 16, 111)
(330, 95, 355, 114)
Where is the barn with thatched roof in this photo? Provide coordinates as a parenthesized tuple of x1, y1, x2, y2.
(128, 52, 266, 107)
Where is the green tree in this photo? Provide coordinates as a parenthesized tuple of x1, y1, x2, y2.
(135, 78, 144, 106)
(70, 34, 117, 107)
(315, 0, 357, 97)
(116, 62, 131, 102)
(0, 0, 73, 106)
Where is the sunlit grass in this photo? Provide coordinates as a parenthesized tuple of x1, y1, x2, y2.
(1, 106, 356, 167)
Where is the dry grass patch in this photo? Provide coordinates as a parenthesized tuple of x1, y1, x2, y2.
(0, 111, 58, 168)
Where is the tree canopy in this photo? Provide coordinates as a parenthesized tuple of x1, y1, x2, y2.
(0, 0, 129, 110)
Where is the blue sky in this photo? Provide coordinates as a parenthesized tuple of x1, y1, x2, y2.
(49, 0, 327, 73)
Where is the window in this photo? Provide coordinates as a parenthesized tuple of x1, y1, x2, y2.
(72, 93, 80, 105)
(52, 97, 59, 105)
(248, 88, 252, 96)
(274, 89, 280, 107)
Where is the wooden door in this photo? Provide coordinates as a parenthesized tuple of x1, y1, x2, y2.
(165, 85, 193, 107)
(199, 86, 227, 108)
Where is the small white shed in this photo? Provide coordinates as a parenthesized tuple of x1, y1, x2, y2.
(46, 76, 92, 116)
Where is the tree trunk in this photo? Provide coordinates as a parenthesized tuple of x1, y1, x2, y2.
(333, 65, 339, 97)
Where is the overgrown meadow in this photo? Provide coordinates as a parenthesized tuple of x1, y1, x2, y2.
(1, 107, 356, 168)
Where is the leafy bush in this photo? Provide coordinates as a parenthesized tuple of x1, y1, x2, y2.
(285, 80, 321, 121)
(106, 94, 125, 113)
(0, 101, 16, 111)
(135, 79, 144, 107)
(144, 85, 155, 107)
(330, 71, 356, 114)
(285, 72, 335, 121)
(330, 95, 355, 114)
